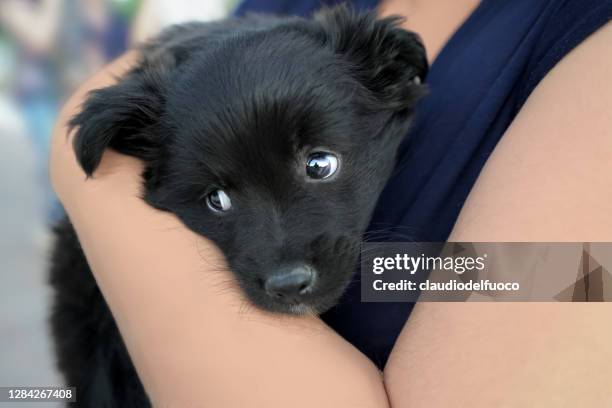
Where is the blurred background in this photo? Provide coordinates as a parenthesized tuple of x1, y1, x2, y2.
(0, 0, 238, 394)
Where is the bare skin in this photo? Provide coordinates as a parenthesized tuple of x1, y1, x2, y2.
(379, 0, 480, 63)
(50, 1, 612, 406)
(386, 18, 612, 408)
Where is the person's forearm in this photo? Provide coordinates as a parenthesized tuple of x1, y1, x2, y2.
(51, 54, 389, 407)
(63, 164, 388, 407)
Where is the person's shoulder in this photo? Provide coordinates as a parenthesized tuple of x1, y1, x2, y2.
(450, 20, 612, 241)
(515, 0, 612, 111)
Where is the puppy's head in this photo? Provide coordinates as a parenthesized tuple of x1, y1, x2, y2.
(71, 6, 427, 314)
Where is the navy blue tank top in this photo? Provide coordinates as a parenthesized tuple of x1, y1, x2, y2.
(235, 0, 612, 367)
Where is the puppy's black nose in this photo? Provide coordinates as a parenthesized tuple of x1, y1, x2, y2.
(264, 266, 315, 302)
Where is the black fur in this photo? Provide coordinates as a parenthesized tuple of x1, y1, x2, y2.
(50, 5, 427, 406)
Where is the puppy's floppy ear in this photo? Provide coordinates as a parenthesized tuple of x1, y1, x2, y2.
(315, 4, 428, 112)
(69, 59, 170, 176)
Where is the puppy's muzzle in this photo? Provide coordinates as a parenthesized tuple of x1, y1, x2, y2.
(264, 264, 317, 304)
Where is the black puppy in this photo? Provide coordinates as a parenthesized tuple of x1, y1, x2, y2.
(50, 5, 427, 406)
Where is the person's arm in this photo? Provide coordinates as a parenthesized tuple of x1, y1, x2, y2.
(384, 22, 612, 407)
(50, 53, 389, 408)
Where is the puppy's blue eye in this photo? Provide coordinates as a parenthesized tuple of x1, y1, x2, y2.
(306, 152, 338, 180)
(207, 189, 232, 212)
